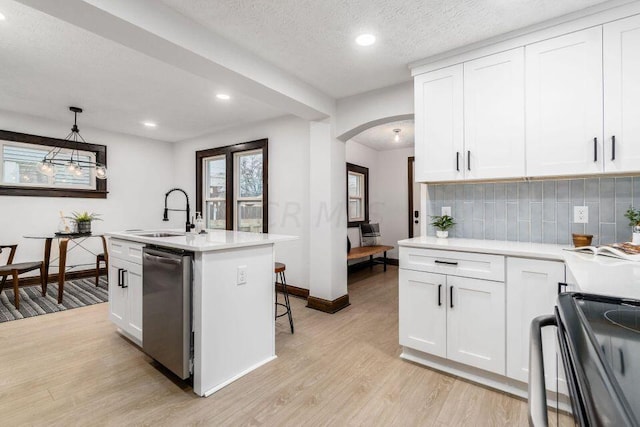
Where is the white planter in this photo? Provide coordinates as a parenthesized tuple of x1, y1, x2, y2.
(436, 230, 449, 239)
(633, 233, 640, 245)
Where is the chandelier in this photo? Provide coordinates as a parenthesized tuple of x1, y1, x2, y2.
(37, 107, 107, 180)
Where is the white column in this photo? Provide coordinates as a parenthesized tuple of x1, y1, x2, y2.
(308, 121, 348, 301)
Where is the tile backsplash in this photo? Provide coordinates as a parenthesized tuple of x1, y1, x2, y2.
(426, 177, 640, 245)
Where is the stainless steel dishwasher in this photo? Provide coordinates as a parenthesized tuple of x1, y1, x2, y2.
(142, 246, 193, 380)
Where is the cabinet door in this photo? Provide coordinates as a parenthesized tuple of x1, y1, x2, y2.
(525, 27, 603, 177)
(464, 48, 525, 179)
(124, 262, 143, 342)
(414, 64, 464, 182)
(399, 269, 447, 358)
(506, 258, 564, 390)
(604, 15, 640, 172)
(446, 276, 505, 375)
(108, 258, 127, 328)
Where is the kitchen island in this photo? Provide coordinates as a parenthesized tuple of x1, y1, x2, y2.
(105, 229, 297, 397)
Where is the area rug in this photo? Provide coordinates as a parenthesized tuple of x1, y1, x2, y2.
(0, 276, 108, 323)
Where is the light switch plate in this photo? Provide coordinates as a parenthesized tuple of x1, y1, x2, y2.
(573, 206, 588, 224)
(442, 206, 452, 216)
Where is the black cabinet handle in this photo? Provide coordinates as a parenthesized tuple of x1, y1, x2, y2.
(467, 150, 471, 171)
(620, 348, 625, 375)
(117, 268, 123, 287)
(435, 260, 458, 266)
(438, 284, 442, 306)
(449, 286, 454, 308)
(121, 270, 128, 288)
(594, 137, 598, 162)
(557, 282, 567, 295)
(456, 152, 460, 172)
(612, 135, 616, 161)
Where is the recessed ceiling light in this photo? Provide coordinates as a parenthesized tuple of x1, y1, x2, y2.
(393, 129, 401, 143)
(216, 93, 230, 100)
(0, 12, 6, 21)
(355, 34, 376, 46)
(142, 121, 157, 128)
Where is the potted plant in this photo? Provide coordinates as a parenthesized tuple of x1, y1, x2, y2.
(67, 211, 102, 234)
(624, 207, 640, 245)
(430, 215, 456, 239)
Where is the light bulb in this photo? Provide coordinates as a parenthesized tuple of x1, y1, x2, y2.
(74, 167, 84, 177)
(95, 165, 108, 180)
(355, 34, 376, 46)
(394, 134, 400, 142)
(67, 161, 77, 173)
(37, 161, 49, 173)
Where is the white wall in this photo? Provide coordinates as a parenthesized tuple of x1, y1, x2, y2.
(346, 139, 413, 259)
(0, 109, 177, 273)
(172, 115, 311, 290)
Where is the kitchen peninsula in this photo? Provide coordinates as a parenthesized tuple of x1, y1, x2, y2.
(105, 229, 297, 397)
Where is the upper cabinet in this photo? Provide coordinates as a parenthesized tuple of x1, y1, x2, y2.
(464, 48, 525, 180)
(604, 14, 640, 173)
(414, 64, 464, 182)
(413, 9, 640, 183)
(525, 27, 604, 177)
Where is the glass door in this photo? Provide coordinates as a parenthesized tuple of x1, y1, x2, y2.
(203, 155, 226, 229)
(234, 150, 263, 232)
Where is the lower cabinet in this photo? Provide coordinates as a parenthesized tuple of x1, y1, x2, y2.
(108, 256, 143, 343)
(399, 265, 506, 375)
(506, 257, 565, 390)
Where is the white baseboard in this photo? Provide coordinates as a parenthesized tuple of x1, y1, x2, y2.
(203, 355, 278, 397)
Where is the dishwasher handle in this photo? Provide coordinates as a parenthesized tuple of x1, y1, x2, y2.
(528, 314, 557, 427)
(143, 252, 183, 265)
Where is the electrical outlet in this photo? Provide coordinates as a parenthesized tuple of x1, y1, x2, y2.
(442, 206, 452, 216)
(237, 265, 247, 285)
(573, 206, 588, 224)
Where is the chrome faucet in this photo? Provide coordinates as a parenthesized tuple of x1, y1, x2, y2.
(163, 188, 195, 232)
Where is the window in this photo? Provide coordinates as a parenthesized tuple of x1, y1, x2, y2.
(196, 139, 268, 233)
(0, 130, 107, 198)
(347, 162, 369, 227)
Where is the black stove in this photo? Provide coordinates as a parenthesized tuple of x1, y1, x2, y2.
(556, 293, 640, 426)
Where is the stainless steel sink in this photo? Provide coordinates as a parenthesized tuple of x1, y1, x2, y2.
(137, 232, 184, 238)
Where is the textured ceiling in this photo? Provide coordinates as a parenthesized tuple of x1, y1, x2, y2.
(0, 0, 284, 142)
(160, 0, 612, 98)
(351, 120, 414, 151)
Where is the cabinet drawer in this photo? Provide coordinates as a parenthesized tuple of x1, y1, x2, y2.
(109, 238, 145, 265)
(400, 247, 505, 282)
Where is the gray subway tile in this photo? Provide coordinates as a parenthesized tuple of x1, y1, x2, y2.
(530, 181, 543, 201)
(473, 219, 484, 239)
(557, 202, 570, 244)
(634, 177, 640, 207)
(484, 183, 495, 202)
(543, 181, 556, 201)
(615, 177, 632, 206)
(531, 203, 542, 243)
(616, 202, 631, 243)
(600, 223, 616, 245)
(495, 220, 506, 241)
(507, 202, 518, 241)
(463, 202, 473, 238)
(464, 184, 473, 202)
(428, 185, 436, 203)
(543, 222, 557, 244)
(543, 199, 556, 223)
(585, 178, 599, 203)
(557, 180, 569, 202)
(436, 185, 445, 203)
(585, 202, 599, 241)
(495, 183, 506, 201)
(456, 184, 465, 201)
(570, 179, 585, 206)
(571, 223, 585, 235)
(485, 202, 495, 240)
(496, 200, 506, 221)
(519, 199, 530, 221)
(506, 183, 518, 202)
(518, 221, 530, 242)
(444, 184, 455, 208)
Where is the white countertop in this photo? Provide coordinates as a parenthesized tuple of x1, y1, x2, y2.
(398, 236, 640, 300)
(106, 229, 298, 252)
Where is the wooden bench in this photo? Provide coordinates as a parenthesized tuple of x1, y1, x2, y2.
(347, 245, 394, 272)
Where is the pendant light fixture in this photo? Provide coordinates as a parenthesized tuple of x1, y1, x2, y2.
(37, 107, 107, 180)
(393, 128, 401, 143)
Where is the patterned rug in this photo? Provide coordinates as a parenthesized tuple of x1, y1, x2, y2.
(0, 276, 108, 323)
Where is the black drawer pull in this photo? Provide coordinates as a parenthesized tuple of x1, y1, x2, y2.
(435, 260, 458, 266)
(437, 284, 442, 306)
(557, 282, 567, 295)
(120, 269, 128, 288)
(117, 268, 123, 287)
(612, 135, 616, 161)
(467, 150, 471, 171)
(456, 152, 460, 172)
(450, 286, 454, 308)
(594, 137, 598, 162)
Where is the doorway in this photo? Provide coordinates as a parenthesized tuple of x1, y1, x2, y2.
(407, 157, 421, 238)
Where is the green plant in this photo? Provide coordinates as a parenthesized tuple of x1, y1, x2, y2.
(430, 215, 456, 231)
(625, 207, 640, 227)
(67, 211, 102, 223)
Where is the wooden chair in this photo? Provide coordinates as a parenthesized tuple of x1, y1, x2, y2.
(0, 245, 45, 309)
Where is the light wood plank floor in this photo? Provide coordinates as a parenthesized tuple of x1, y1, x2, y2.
(0, 266, 568, 426)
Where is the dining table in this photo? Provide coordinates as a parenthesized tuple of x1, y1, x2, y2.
(23, 233, 108, 304)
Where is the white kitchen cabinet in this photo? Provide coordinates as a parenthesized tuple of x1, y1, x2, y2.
(108, 239, 144, 344)
(463, 48, 525, 180)
(414, 64, 463, 182)
(525, 26, 604, 177)
(399, 269, 446, 358)
(447, 275, 505, 375)
(604, 14, 640, 173)
(506, 258, 565, 390)
(399, 247, 506, 375)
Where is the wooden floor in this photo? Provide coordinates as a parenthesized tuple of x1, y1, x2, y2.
(0, 266, 568, 426)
